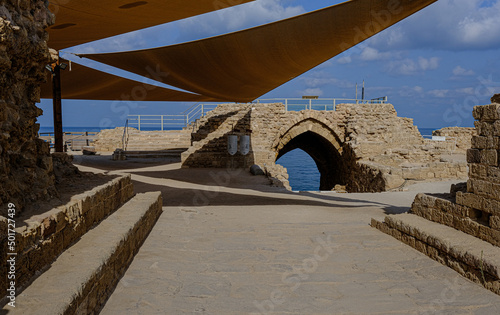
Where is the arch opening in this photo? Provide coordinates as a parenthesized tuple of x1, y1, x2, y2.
(275, 131, 344, 191)
(276, 149, 320, 191)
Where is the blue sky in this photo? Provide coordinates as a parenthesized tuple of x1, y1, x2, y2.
(37, 0, 500, 129)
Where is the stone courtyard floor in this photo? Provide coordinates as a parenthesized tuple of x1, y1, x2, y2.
(74, 156, 500, 314)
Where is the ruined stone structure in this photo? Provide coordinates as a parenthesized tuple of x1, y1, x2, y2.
(0, 0, 55, 215)
(432, 126, 476, 153)
(181, 103, 468, 192)
(372, 99, 500, 296)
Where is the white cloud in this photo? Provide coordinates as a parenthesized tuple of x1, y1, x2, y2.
(336, 56, 352, 64)
(369, 0, 500, 51)
(453, 66, 475, 76)
(418, 57, 439, 71)
(456, 87, 475, 95)
(302, 71, 354, 89)
(301, 88, 324, 96)
(386, 57, 439, 75)
(428, 89, 450, 98)
(177, 0, 305, 42)
(360, 47, 394, 61)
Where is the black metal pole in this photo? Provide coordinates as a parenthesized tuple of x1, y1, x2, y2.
(52, 64, 64, 152)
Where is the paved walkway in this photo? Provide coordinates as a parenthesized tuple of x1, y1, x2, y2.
(74, 157, 500, 314)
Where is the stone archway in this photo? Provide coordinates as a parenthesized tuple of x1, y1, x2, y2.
(273, 118, 344, 191)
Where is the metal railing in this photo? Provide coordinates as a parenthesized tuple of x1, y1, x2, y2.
(127, 103, 219, 131)
(255, 97, 388, 111)
(125, 97, 389, 131)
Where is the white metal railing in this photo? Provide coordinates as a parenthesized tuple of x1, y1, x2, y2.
(126, 97, 389, 131)
(127, 103, 219, 131)
(255, 97, 388, 111)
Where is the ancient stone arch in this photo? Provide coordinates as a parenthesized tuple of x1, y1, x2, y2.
(272, 117, 344, 191)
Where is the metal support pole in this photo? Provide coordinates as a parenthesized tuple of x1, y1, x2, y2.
(52, 64, 64, 152)
(138, 116, 141, 131)
(309, 99, 312, 110)
(161, 116, 164, 131)
(285, 99, 288, 111)
(202, 103, 205, 116)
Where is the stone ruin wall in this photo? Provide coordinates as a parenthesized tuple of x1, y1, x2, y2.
(181, 102, 468, 192)
(0, 0, 55, 216)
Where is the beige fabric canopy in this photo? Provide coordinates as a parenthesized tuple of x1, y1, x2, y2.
(79, 0, 438, 102)
(40, 62, 217, 102)
(48, 0, 254, 50)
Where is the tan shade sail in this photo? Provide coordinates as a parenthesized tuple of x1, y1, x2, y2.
(48, 0, 255, 50)
(39, 62, 218, 102)
(79, 0, 438, 102)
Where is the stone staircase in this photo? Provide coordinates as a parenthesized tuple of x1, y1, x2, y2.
(371, 102, 500, 296)
(1, 176, 163, 314)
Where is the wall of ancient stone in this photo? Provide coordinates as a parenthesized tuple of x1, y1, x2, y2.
(181, 102, 467, 192)
(0, 0, 54, 215)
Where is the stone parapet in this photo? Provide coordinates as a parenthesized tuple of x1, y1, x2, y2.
(0, 175, 134, 298)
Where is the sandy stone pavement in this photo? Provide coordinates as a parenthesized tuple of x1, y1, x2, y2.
(73, 156, 500, 314)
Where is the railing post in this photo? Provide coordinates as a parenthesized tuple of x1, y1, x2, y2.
(161, 115, 164, 131)
(138, 115, 141, 131)
(333, 99, 336, 111)
(285, 99, 288, 111)
(201, 104, 205, 117)
(309, 99, 312, 110)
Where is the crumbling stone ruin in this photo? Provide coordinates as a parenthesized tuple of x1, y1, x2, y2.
(373, 97, 500, 296)
(0, 0, 55, 215)
(180, 102, 469, 192)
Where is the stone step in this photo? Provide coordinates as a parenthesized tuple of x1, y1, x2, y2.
(371, 213, 500, 295)
(10, 192, 163, 314)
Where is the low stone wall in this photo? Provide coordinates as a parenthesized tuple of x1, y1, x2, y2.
(0, 175, 134, 297)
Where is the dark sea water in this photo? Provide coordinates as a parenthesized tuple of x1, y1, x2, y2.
(39, 126, 439, 191)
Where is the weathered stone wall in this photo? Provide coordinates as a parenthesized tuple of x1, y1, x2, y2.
(0, 175, 134, 297)
(0, 0, 55, 215)
(182, 102, 468, 192)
